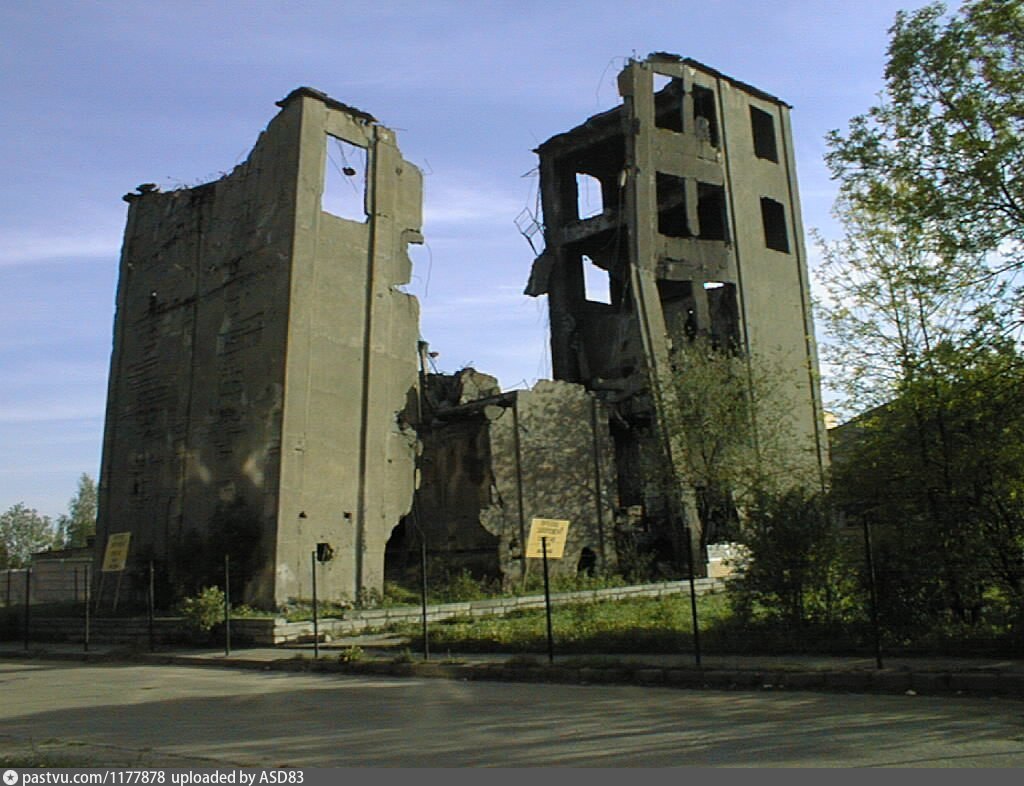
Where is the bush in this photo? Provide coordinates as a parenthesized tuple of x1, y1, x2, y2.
(178, 586, 225, 633)
(728, 489, 856, 628)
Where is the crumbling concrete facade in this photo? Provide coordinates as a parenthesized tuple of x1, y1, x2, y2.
(97, 88, 423, 607)
(389, 368, 619, 586)
(526, 54, 829, 567)
(97, 57, 830, 605)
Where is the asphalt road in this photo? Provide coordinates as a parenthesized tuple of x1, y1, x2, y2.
(2, 661, 1023, 767)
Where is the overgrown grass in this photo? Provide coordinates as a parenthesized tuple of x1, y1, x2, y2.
(393, 592, 738, 655)
(386, 588, 1024, 658)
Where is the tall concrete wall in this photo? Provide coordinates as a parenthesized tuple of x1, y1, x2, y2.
(97, 89, 422, 608)
(277, 92, 422, 603)
(481, 380, 619, 583)
(407, 376, 619, 586)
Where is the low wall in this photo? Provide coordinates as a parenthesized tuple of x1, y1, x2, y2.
(1, 560, 93, 607)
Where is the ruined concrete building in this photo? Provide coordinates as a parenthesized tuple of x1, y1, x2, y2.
(386, 367, 619, 586)
(525, 54, 828, 561)
(97, 54, 828, 608)
(97, 88, 423, 607)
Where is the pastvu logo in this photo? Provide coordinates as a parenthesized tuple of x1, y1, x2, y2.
(3, 769, 18, 785)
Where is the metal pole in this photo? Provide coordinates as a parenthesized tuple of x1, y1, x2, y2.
(311, 550, 319, 659)
(863, 518, 883, 669)
(511, 400, 529, 586)
(23, 569, 30, 651)
(84, 563, 90, 653)
(147, 560, 155, 652)
(420, 533, 429, 661)
(683, 522, 702, 667)
(589, 396, 606, 570)
(224, 554, 231, 657)
(542, 537, 554, 664)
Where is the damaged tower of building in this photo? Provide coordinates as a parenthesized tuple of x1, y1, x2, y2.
(522, 54, 829, 568)
(95, 54, 828, 609)
(97, 88, 424, 608)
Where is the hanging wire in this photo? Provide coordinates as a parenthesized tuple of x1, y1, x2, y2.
(326, 137, 364, 196)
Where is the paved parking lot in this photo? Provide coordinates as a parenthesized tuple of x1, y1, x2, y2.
(2, 660, 1024, 767)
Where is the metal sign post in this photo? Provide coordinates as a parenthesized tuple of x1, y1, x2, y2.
(526, 518, 570, 665)
(311, 550, 319, 660)
(542, 537, 554, 664)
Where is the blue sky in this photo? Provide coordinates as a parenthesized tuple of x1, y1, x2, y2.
(0, 0, 937, 519)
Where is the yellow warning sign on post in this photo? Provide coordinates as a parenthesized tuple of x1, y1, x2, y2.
(526, 518, 570, 559)
(101, 532, 132, 572)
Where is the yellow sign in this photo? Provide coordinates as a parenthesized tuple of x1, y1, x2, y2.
(101, 532, 132, 572)
(526, 518, 570, 559)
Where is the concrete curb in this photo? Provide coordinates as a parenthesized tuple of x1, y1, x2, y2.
(4, 648, 1023, 700)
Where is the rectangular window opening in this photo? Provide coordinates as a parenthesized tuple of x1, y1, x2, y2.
(576, 172, 604, 220)
(750, 106, 779, 162)
(583, 255, 612, 304)
(692, 86, 719, 147)
(654, 75, 684, 132)
(706, 282, 741, 352)
(656, 172, 690, 238)
(323, 135, 368, 221)
(760, 197, 790, 253)
(697, 182, 728, 241)
(657, 279, 697, 343)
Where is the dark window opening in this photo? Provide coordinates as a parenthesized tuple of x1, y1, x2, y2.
(705, 282, 741, 351)
(697, 182, 728, 241)
(657, 279, 697, 342)
(576, 172, 604, 219)
(583, 254, 612, 304)
(323, 135, 368, 221)
(654, 75, 684, 132)
(692, 86, 719, 147)
(750, 106, 779, 162)
(656, 172, 690, 237)
(577, 547, 597, 576)
(760, 197, 790, 252)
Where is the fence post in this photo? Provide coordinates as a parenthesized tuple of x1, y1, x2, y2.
(23, 569, 31, 651)
(224, 554, 231, 657)
(863, 518, 883, 669)
(311, 550, 319, 659)
(148, 561, 155, 652)
(84, 563, 90, 653)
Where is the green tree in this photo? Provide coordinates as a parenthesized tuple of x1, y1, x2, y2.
(820, 0, 1024, 637)
(814, 200, 1006, 419)
(656, 337, 820, 552)
(826, 0, 1024, 291)
(55, 473, 97, 549)
(831, 341, 1024, 633)
(728, 488, 849, 629)
(0, 503, 56, 568)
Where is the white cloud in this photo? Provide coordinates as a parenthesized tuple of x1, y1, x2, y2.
(422, 180, 525, 227)
(0, 232, 120, 267)
(0, 403, 104, 425)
